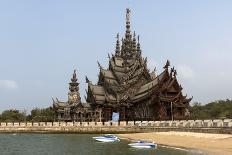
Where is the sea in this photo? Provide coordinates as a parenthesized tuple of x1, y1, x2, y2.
(0, 134, 201, 155)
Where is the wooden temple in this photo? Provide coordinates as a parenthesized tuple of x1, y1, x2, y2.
(53, 9, 192, 122)
(85, 9, 192, 121)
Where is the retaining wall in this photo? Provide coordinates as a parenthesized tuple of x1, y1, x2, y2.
(0, 119, 231, 134)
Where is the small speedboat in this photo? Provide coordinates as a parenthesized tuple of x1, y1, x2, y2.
(128, 141, 157, 149)
(92, 134, 120, 142)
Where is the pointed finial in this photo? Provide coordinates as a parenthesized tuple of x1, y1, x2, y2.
(85, 76, 90, 83)
(121, 38, 125, 56)
(97, 61, 103, 70)
(163, 60, 170, 69)
(125, 8, 131, 40)
(132, 31, 137, 51)
(171, 66, 174, 73)
(133, 31, 136, 42)
(137, 35, 141, 51)
(143, 57, 147, 65)
(115, 33, 120, 56)
(52, 97, 55, 104)
(121, 38, 124, 48)
(71, 69, 77, 82)
(108, 53, 111, 59)
(174, 69, 177, 77)
(180, 84, 182, 90)
(170, 67, 174, 77)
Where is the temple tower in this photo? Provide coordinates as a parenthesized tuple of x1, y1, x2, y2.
(68, 70, 81, 105)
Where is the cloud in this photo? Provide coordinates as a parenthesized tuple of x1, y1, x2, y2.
(0, 80, 18, 90)
(177, 65, 195, 79)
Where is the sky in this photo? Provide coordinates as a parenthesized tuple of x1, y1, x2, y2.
(0, 0, 232, 112)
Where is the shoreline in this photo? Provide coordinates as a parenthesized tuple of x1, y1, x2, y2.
(119, 136, 200, 154)
(117, 131, 232, 155)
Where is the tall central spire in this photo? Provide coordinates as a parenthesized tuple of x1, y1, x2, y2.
(125, 8, 131, 40)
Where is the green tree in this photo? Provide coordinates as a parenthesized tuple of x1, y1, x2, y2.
(0, 109, 26, 122)
(189, 99, 232, 119)
(29, 107, 54, 122)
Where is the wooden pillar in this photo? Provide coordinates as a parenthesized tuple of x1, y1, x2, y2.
(107, 107, 111, 121)
(121, 107, 126, 120)
(171, 102, 173, 121)
(99, 109, 102, 122)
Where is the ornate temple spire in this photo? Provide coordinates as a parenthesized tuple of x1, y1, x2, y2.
(137, 35, 140, 49)
(115, 33, 120, 56)
(125, 8, 131, 40)
(120, 38, 125, 56)
(71, 69, 77, 82)
(137, 35, 141, 56)
(69, 69, 79, 92)
(68, 70, 81, 104)
(132, 31, 137, 52)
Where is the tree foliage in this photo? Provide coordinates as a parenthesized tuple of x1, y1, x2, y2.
(189, 99, 232, 119)
(28, 107, 54, 122)
(0, 109, 26, 122)
(0, 107, 54, 122)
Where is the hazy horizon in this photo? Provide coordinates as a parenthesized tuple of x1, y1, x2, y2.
(1, 1, 232, 112)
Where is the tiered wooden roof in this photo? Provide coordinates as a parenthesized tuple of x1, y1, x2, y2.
(53, 70, 91, 111)
(86, 8, 192, 109)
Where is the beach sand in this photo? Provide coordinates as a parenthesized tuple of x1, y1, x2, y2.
(117, 132, 232, 155)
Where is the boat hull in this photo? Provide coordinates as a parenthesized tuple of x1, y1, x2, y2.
(94, 138, 119, 142)
(128, 142, 157, 149)
(92, 135, 119, 142)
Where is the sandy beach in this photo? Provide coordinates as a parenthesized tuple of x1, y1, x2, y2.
(117, 132, 232, 155)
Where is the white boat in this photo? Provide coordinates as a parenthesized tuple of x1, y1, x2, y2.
(92, 134, 120, 142)
(128, 141, 157, 149)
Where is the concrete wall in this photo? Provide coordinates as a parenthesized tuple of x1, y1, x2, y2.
(0, 119, 232, 128)
(0, 119, 231, 134)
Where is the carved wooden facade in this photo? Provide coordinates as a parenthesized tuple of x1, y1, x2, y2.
(53, 9, 192, 122)
(86, 9, 192, 121)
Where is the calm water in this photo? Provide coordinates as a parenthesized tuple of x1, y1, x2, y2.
(0, 134, 200, 155)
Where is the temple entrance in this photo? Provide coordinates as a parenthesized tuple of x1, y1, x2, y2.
(112, 112, 119, 121)
(102, 107, 127, 121)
